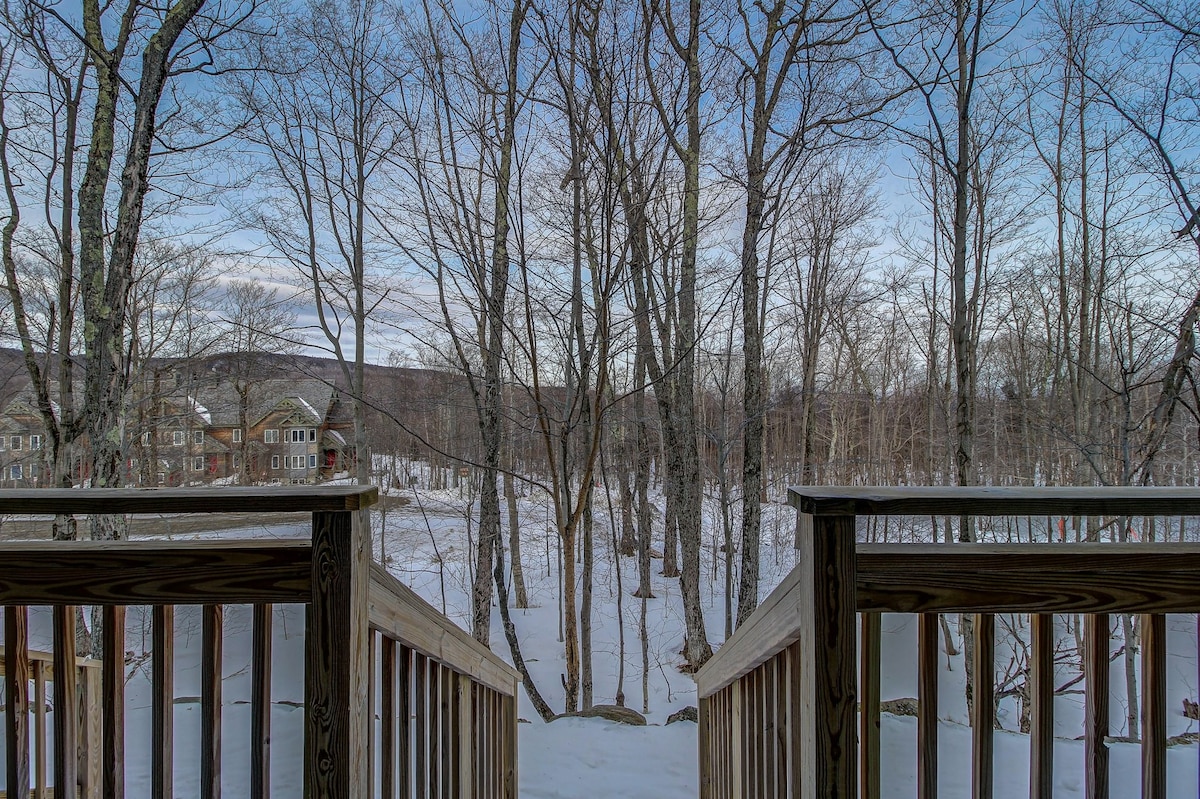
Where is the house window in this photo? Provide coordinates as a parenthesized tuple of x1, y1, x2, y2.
(0, 436, 5, 450)
(233, 429, 243, 443)
(29, 435, 40, 450)
(173, 431, 184, 446)
(193, 456, 204, 471)
(288, 455, 305, 469)
(232, 453, 241, 469)
(264, 429, 279, 444)
(289, 428, 307, 443)
(10, 464, 21, 480)
(10, 435, 21, 451)
(271, 455, 280, 469)
(309, 428, 317, 441)
(308, 454, 317, 468)
(141, 431, 152, 445)
(194, 430, 204, 445)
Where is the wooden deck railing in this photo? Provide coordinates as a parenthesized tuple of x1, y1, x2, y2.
(0, 487, 519, 799)
(694, 486, 1200, 799)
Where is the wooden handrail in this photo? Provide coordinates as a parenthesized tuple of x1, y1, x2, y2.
(697, 486, 1200, 799)
(0, 485, 378, 514)
(369, 563, 519, 696)
(1, 487, 517, 799)
(788, 484, 1200, 516)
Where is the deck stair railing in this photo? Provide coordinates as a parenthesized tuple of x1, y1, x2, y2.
(694, 486, 1200, 799)
(0, 487, 518, 799)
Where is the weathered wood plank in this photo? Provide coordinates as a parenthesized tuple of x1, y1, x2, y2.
(103, 605, 126, 799)
(857, 545, 1200, 614)
(399, 644, 411, 799)
(368, 563, 518, 696)
(789, 485, 1200, 518)
(860, 613, 881, 799)
(251, 603, 272, 799)
(796, 514, 857, 799)
(305, 509, 371, 799)
(698, 695, 711, 799)
(1029, 614, 1053, 798)
(0, 540, 311, 606)
(918, 613, 938, 799)
(52, 606, 77, 798)
(1141, 613, 1166, 799)
(502, 693, 517, 799)
(458, 672, 472, 797)
(152, 605, 174, 799)
(4, 606, 30, 799)
(1085, 614, 1109, 799)
(34, 660, 45, 799)
(201, 604, 223, 799)
(382, 637, 396, 799)
(0, 485, 378, 514)
(415, 653, 428, 799)
(971, 614, 994, 799)
(695, 564, 806, 699)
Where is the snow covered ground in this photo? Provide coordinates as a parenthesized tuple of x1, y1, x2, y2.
(3, 477, 1199, 796)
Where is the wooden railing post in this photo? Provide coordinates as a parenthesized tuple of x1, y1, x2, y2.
(795, 512, 857, 798)
(306, 508, 371, 799)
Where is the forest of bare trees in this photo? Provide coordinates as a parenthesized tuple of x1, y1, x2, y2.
(3, 0, 1200, 721)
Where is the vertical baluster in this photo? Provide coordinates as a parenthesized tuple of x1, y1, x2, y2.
(251, 603, 272, 799)
(752, 667, 763, 798)
(415, 653, 427, 799)
(503, 692, 517, 799)
(861, 612, 882, 799)
(103, 605, 126, 799)
(1029, 614, 1054, 798)
(202, 604, 223, 799)
(732, 676, 744, 799)
(918, 613, 939, 799)
(53, 605, 78, 798)
(369, 630, 377, 796)
(4, 606, 30, 799)
(34, 658, 46, 799)
(764, 662, 776, 798)
(971, 614, 994, 799)
(1085, 614, 1109, 799)
(458, 674, 472, 797)
(441, 665, 453, 799)
(399, 645, 411, 799)
(382, 638, 396, 799)
(1140, 613, 1166, 799)
(699, 693, 711, 799)
(152, 605, 175, 799)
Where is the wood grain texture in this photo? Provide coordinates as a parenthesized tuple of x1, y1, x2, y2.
(368, 563, 518, 696)
(1029, 614, 1053, 798)
(971, 614, 994, 799)
(857, 545, 1200, 614)
(415, 653, 427, 799)
(789, 485, 1200, 517)
(4, 606, 30, 799)
(0, 540, 311, 605)
(860, 613, 881, 799)
(34, 660, 45, 799)
(304, 509, 371, 799)
(52, 606, 77, 798)
(103, 605, 126, 799)
(399, 644, 411, 799)
(0, 485, 378, 514)
(382, 637, 395, 799)
(251, 604, 272, 799)
(152, 605, 174, 799)
(201, 604, 223, 799)
(502, 694, 517, 799)
(698, 695, 711, 799)
(796, 515, 857, 799)
(1141, 613, 1166, 799)
(918, 614, 938, 799)
(1084, 614, 1109, 799)
(82, 663, 102, 799)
